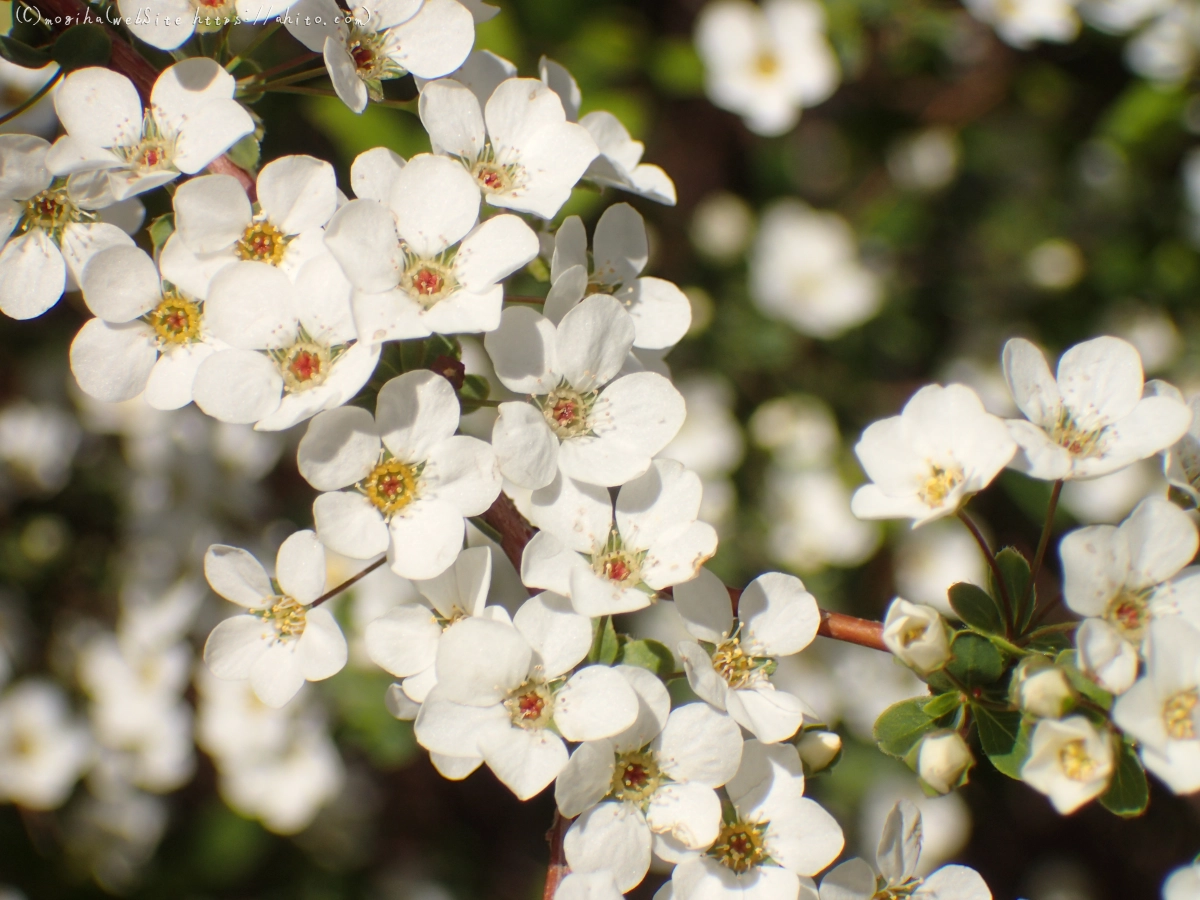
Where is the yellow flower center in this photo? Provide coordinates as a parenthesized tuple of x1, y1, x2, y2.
(918, 463, 964, 508)
(362, 458, 419, 517)
(609, 750, 661, 805)
(1058, 738, 1099, 781)
(1051, 411, 1105, 458)
(711, 819, 769, 874)
(1104, 590, 1149, 642)
(712, 636, 768, 690)
(754, 52, 780, 76)
(401, 258, 457, 308)
(238, 221, 288, 265)
(264, 596, 307, 638)
(276, 341, 331, 392)
(504, 681, 553, 730)
(541, 387, 592, 439)
(147, 293, 202, 345)
(23, 188, 77, 232)
(1164, 688, 1199, 740)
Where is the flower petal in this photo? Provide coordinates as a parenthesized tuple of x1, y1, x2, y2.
(203, 614, 270, 678)
(377, 368, 461, 461)
(296, 605, 347, 680)
(298, 405, 382, 491)
(276, 529, 327, 603)
(69, 318, 157, 402)
(564, 802, 652, 893)
(313, 490, 390, 559)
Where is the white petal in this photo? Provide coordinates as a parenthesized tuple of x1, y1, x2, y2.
(388, 498, 466, 579)
(258, 155, 338, 234)
(725, 739, 805, 813)
(324, 198, 403, 293)
(528, 471, 613, 554)
(312, 490, 390, 559)
(484, 305, 560, 394)
(454, 213, 539, 291)
(914, 866, 992, 900)
(430, 751, 484, 780)
(1057, 336, 1143, 428)
(276, 530, 327, 603)
(521, 531, 585, 598)
(555, 739, 615, 818)
(544, 263, 587, 325)
(249, 641, 307, 707)
(174, 173, 251, 253)
(616, 459, 703, 551)
(645, 781, 723, 852)
(482, 725, 568, 799)
(554, 872, 624, 900)
(55, 68, 142, 150)
(80, 244, 160, 322)
(875, 799, 922, 885)
(391, 153, 481, 257)
(298, 406, 382, 491)
(656, 701, 743, 787)
(1122, 495, 1199, 589)
(351, 146, 406, 202)
(192, 349, 282, 424)
(0, 229, 65, 319)
(203, 614, 269, 678)
(564, 802, 652, 892)
(205, 262, 297, 349)
(764, 796, 846, 876)
(740, 572, 820, 657)
(204, 544, 272, 606)
(1002, 338, 1061, 428)
(145, 342, 216, 410)
(593, 202, 647, 287)
(514, 592, 593, 679)
(385, 0, 475, 79)
(426, 434, 502, 516)
(678, 640, 727, 710)
(435, 615, 530, 706)
(673, 567, 734, 644)
(325, 37, 369, 114)
(377, 369, 461, 461)
(555, 664, 639, 742)
(551, 215, 587, 281)
(1059, 525, 1127, 617)
(414, 688, 507, 756)
(366, 604, 442, 677)
(493, 401, 559, 490)
(556, 294, 635, 391)
(611, 665, 671, 754)
(418, 78, 487, 160)
(69, 318, 157, 402)
(417, 544, 492, 619)
(818, 859, 877, 900)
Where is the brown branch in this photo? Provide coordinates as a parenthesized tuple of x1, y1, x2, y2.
(480, 494, 887, 653)
(310, 555, 387, 608)
(543, 812, 571, 900)
(24, 0, 258, 198)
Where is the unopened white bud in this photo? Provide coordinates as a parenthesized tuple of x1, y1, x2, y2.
(1013, 659, 1074, 719)
(882, 598, 952, 673)
(797, 730, 842, 773)
(917, 730, 973, 794)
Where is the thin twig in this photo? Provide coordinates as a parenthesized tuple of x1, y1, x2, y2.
(310, 556, 387, 608)
(957, 507, 1013, 634)
(1025, 479, 1063, 624)
(543, 812, 572, 900)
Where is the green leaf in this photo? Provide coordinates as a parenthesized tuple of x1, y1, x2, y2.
(923, 691, 964, 718)
(945, 632, 1005, 687)
(0, 36, 51, 69)
(227, 133, 260, 172)
(148, 214, 174, 254)
(1056, 650, 1114, 710)
(872, 696, 952, 759)
(590, 616, 620, 665)
(949, 582, 1005, 635)
(993, 547, 1035, 632)
(1099, 739, 1149, 817)
(1024, 625, 1076, 654)
(460, 373, 490, 403)
(973, 705, 1028, 779)
(51, 24, 110, 71)
(616, 638, 674, 676)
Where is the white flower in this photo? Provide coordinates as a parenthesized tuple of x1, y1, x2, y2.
(675, 567, 820, 744)
(1160, 388, 1200, 505)
(1164, 860, 1200, 900)
(1012, 659, 1074, 719)
(120, 0, 303, 50)
(796, 731, 842, 774)
(1021, 715, 1114, 814)
(750, 200, 882, 339)
(1126, 5, 1200, 83)
(0, 401, 81, 491)
(170, 155, 339, 295)
(285, 0, 474, 113)
(695, 0, 839, 136)
(0, 679, 91, 809)
(485, 294, 685, 490)
(819, 800, 992, 900)
(1078, 0, 1170, 34)
(881, 598, 952, 674)
(554, 872, 624, 900)
(558, 671, 743, 891)
(414, 596, 639, 799)
(962, 0, 1080, 47)
(298, 370, 501, 579)
(850, 383, 1016, 526)
(521, 460, 719, 616)
(1112, 619, 1200, 794)
(917, 731, 973, 794)
(365, 545, 497, 704)
(538, 57, 676, 205)
(419, 75, 598, 218)
(544, 205, 691, 350)
(1001, 336, 1192, 481)
(661, 374, 745, 528)
(323, 152, 538, 341)
(45, 61, 254, 202)
(190, 252, 379, 431)
(70, 242, 228, 408)
(202, 531, 349, 708)
(668, 740, 844, 900)
(1060, 494, 1200, 695)
(0, 134, 142, 320)
(765, 468, 881, 571)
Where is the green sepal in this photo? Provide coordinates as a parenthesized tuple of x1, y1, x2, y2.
(589, 616, 620, 665)
(227, 134, 260, 173)
(992, 547, 1036, 633)
(923, 691, 964, 719)
(0, 35, 51, 69)
(616, 638, 674, 676)
(1056, 650, 1114, 711)
(872, 696, 957, 759)
(972, 704, 1029, 779)
(459, 373, 491, 413)
(1099, 737, 1149, 817)
(51, 24, 111, 71)
(949, 582, 1005, 636)
(945, 632, 1005, 687)
(148, 214, 175, 254)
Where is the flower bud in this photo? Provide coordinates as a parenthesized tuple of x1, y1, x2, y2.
(917, 730, 973, 794)
(882, 598, 951, 673)
(1012, 658, 1074, 719)
(797, 730, 842, 774)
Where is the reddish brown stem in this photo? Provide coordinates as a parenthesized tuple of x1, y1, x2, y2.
(543, 812, 571, 899)
(24, 0, 258, 198)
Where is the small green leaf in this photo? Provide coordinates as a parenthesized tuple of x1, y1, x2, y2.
(51, 24, 110, 71)
(1099, 738, 1149, 817)
(148, 214, 174, 253)
(461, 374, 489, 402)
(872, 696, 951, 759)
(0, 36, 51, 69)
(993, 547, 1035, 632)
(227, 133, 260, 172)
(1056, 650, 1114, 710)
(923, 691, 964, 718)
(949, 582, 1005, 635)
(617, 638, 674, 675)
(590, 616, 620, 665)
(973, 705, 1028, 779)
(946, 632, 1005, 687)
(1024, 625, 1076, 654)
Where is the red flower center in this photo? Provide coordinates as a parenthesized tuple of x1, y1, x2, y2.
(288, 350, 321, 383)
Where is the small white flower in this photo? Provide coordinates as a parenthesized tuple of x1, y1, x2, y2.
(365, 546, 498, 705)
(544, 205, 691, 351)
(286, 0, 474, 112)
(881, 598, 952, 674)
(202, 531, 349, 708)
(45, 61, 254, 202)
(414, 597, 638, 799)
(1125, 5, 1200, 83)
(962, 0, 1080, 48)
(1159, 387, 1200, 505)
(120, 0, 303, 50)
(323, 151, 538, 341)
(485, 294, 685, 490)
(1060, 494, 1200, 695)
(538, 57, 676, 205)
(0, 401, 81, 491)
(298, 369, 501, 579)
(1112, 619, 1200, 794)
(850, 383, 1016, 526)
(675, 567, 820, 744)
(554, 872, 624, 900)
(695, 0, 839, 136)
(557, 671, 744, 891)
(796, 730, 842, 774)
(1021, 715, 1114, 814)
(70, 242, 227, 409)
(419, 75, 598, 218)
(1001, 336, 1192, 481)
(751, 200, 882, 339)
(1163, 860, 1200, 900)
(0, 679, 91, 809)
(917, 731, 973, 795)
(819, 800, 992, 900)
(521, 459, 719, 616)
(668, 740, 844, 900)
(1012, 659, 1075, 719)
(0, 134, 142, 320)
